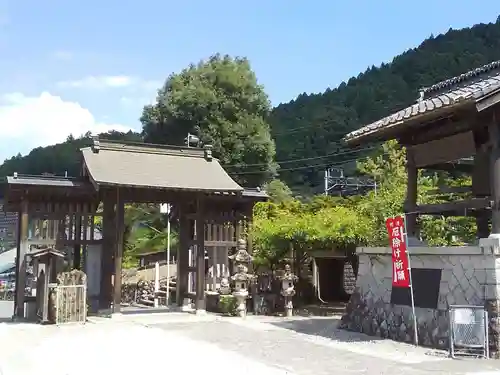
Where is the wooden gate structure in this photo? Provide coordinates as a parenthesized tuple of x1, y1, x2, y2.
(343, 60, 500, 353)
(344, 60, 500, 240)
(1, 137, 266, 318)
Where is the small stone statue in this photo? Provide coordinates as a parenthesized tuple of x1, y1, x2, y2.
(218, 274, 231, 295)
(279, 264, 298, 317)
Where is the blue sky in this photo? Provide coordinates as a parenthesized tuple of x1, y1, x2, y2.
(0, 0, 499, 161)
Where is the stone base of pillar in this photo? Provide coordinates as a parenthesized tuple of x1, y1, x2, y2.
(181, 298, 193, 312)
(110, 312, 123, 319)
(195, 309, 207, 316)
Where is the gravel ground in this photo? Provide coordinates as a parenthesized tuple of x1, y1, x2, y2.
(151, 315, 500, 375)
(1, 310, 500, 375)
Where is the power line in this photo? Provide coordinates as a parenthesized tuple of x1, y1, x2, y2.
(223, 143, 377, 168)
(227, 145, 378, 172)
(271, 118, 362, 137)
(231, 147, 382, 175)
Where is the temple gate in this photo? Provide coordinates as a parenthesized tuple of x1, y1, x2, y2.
(2, 137, 265, 319)
(341, 60, 500, 356)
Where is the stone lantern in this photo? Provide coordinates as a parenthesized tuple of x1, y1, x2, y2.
(229, 239, 254, 318)
(279, 264, 298, 317)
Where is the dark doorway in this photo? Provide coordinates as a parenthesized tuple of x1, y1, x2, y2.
(315, 257, 353, 302)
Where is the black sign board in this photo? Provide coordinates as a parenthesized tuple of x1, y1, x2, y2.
(390, 268, 442, 309)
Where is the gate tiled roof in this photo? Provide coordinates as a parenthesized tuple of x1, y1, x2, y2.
(82, 139, 243, 193)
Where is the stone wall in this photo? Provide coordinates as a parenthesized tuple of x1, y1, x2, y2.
(340, 243, 500, 354)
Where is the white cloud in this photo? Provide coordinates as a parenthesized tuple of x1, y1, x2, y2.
(0, 92, 133, 160)
(57, 75, 134, 89)
(57, 76, 161, 91)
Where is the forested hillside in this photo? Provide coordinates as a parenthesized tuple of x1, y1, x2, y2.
(0, 130, 141, 178)
(3, 18, 500, 190)
(269, 18, 500, 190)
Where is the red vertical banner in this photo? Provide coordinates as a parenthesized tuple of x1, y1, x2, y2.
(385, 215, 410, 288)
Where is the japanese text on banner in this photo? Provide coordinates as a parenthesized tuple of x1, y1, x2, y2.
(385, 215, 410, 288)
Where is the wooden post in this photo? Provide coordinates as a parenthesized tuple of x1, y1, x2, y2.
(14, 200, 29, 319)
(245, 205, 254, 254)
(489, 119, 500, 235)
(43, 257, 52, 323)
(73, 216, 82, 270)
(195, 196, 206, 312)
(404, 148, 418, 238)
(473, 128, 491, 238)
(176, 207, 189, 306)
(99, 193, 115, 310)
(113, 189, 125, 313)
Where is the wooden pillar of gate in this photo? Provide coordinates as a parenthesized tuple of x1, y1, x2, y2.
(473, 127, 491, 238)
(99, 192, 115, 310)
(176, 204, 190, 306)
(489, 117, 500, 236)
(14, 200, 29, 319)
(73, 215, 82, 270)
(195, 196, 206, 312)
(112, 189, 125, 313)
(404, 148, 418, 238)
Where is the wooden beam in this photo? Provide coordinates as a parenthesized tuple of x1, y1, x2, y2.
(409, 131, 476, 168)
(401, 114, 473, 146)
(416, 197, 493, 215)
(424, 162, 474, 174)
(428, 185, 472, 195)
(204, 240, 237, 247)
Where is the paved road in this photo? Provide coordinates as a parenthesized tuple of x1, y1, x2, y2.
(151, 315, 500, 375)
(1, 311, 500, 375)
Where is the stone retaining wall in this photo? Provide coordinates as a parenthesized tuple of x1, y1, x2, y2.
(340, 242, 500, 355)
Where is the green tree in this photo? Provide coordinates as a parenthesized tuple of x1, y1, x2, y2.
(123, 204, 178, 268)
(356, 141, 476, 246)
(251, 200, 372, 270)
(263, 179, 293, 203)
(141, 54, 277, 187)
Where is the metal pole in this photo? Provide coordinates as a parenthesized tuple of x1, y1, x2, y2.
(403, 214, 419, 346)
(324, 169, 328, 196)
(166, 205, 171, 305)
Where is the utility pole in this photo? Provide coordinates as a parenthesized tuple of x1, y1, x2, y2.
(324, 169, 329, 196)
(324, 167, 377, 197)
